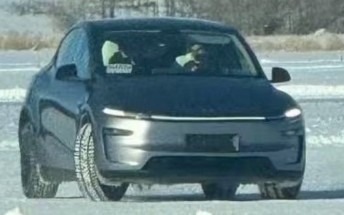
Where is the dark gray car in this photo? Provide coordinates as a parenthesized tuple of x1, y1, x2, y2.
(18, 18, 305, 201)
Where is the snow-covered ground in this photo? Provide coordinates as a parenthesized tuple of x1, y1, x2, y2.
(1, 50, 344, 214)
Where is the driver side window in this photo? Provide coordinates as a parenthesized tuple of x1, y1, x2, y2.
(55, 29, 91, 80)
(56, 30, 79, 69)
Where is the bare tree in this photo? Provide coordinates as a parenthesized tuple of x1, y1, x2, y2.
(10, 0, 344, 33)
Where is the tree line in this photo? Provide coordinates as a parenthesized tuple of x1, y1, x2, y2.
(8, 0, 344, 35)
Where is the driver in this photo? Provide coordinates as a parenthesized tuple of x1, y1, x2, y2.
(109, 42, 132, 65)
(175, 44, 208, 72)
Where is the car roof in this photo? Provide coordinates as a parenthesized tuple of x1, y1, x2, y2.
(78, 17, 237, 34)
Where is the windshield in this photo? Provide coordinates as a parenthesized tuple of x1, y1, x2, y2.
(99, 31, 259, 77)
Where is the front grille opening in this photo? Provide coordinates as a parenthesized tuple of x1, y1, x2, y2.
(143, 156, 276, 177)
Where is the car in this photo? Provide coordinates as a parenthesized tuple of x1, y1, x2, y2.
(18, 17, 305, 201)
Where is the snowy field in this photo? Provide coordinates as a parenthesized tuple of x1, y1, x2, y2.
(1, 50, 344, 214)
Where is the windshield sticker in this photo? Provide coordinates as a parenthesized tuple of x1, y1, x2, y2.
(106, 64, 133, 74)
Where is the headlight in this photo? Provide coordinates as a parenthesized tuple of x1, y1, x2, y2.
(284, 108, 302, 118)
(103, 108, 126, 117)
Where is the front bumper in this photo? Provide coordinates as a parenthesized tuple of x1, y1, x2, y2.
(93, 115, 305, 185)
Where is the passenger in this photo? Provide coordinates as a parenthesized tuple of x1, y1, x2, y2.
(102, 40, 117, 66)
(102, 40, 133, 66)
(109, 42, 132, 65)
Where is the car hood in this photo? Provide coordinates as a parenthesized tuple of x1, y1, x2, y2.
(92, 76, 295, 117)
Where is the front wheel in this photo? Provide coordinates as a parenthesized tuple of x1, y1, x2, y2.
(201, 183, 239, 200)
(74, 122, 128, 201)
(19, 121, 59, 198)
(259, 181, 302, 199)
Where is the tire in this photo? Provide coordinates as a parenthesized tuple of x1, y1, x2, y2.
(202, 183, 239, 200)
(74, 122, 128, 201)
(259, 181, 302, 199)
(19, 121, 59, 198)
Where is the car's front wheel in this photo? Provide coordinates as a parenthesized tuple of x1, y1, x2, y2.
(19, 121, 59, 198)
(74, 122, 128, 201)
(201, 183, 239, 200)
(258, 181, 302, 199)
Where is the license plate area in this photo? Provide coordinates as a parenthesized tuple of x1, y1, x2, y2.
(185, 134, 240, 153)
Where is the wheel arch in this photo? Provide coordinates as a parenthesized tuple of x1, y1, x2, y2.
(78, 105, 96, 128)
(19, 108, 30, 127)
(77, 105, 106, 171)
(19, 107, 36, 133)
(19, 107, 60, 198)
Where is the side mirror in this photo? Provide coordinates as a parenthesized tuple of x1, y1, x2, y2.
(271, 67, 291, 83)
(56, 64, 78, 81)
